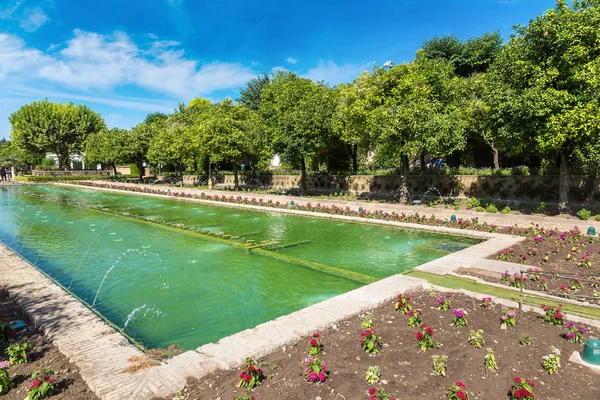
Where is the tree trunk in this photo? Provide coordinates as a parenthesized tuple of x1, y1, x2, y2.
(352, 143, 358, 174)
(420, 151, 426, 172)
(398, 154, 409, 204)
(112, 164, 117, 176)
(137, 161, 144, 182)
(300, 157, 308, 195)
(179, 163, 184, 187)
(491, 144, 500, 169)
(558, 149, 570, 214)
(57, 153, 69, 170)
(233, 164, 239, 191)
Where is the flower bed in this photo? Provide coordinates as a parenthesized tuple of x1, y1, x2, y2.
(155, 291, 598, 400)
(0, 288, 97, 400)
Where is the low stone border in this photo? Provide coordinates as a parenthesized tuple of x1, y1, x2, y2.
(0, 182, 588, 399)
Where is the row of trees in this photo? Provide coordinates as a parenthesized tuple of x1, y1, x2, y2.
(7, 0, 599, 212)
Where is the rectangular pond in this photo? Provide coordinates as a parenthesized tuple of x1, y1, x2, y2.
(0, 185, 480, 349)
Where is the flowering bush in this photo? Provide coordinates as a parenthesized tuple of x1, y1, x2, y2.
(368, 387, 397, 400)
(559, 285, 570, 297)
(446, 381, 470, 400)
(452, 309, 468, 327)
(500, 310, 517, 329)
(0, 314, 16, 343)
(7, 338, 31, 365)
(541, 304, 564, 326)
(27, 367, 55, 400)
(407, 309, 422, 328)
(0, 360, 11, 394)
(236, 358, 264, 389)
(365, 366, 380, 383)
(467, 329, 485, 348)
(541, 347, 560, 374)
(432, 355, 448, 377)
(309, 333, 322, 356)
(304, 357, 328, 383)
(565, 321, 587, 344)
(416, 324, 435, 352)
(484, 348, 498, 371)
(509, 377, 535, 400)
(480, 297, 494, 309)
(436, 294, 452, 311)
(393, 294, 413, 314)
(360, 329, 382, 354)
(509, 273, 527, 288)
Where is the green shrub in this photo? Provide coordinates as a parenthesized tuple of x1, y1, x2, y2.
(596, 215, 600, 222)
(501, 206, 511, 214)
(475, 206, 485, 212)
(453, 205, 460, 210)
(40, 157, 57, 170)
(535, 202, 547, 214)
(486, 204, 498, 213)
(577, 208, 592, 220)
(15, 175, 112, 183)
(129, 163, 140, 177)
(466, 198, 480, 209)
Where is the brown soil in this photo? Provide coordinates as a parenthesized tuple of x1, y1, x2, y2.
(155, 291, 599, 400)
(0, 287, 97, 400)
(465, 227, 600, 304)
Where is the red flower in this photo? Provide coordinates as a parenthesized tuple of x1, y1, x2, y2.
(513, 377, 522, 384)
(313, 333, 320, 338)
(257, 368, 262, 374)
(368, 387, 377, 395)
(416, 332, 424, 340)
(310, 338, 318, 347)
(243, 373, 251, 382)
(457, 390, 467, 400)
(456, 381, 466, 389)
(248, 365, 256, 372)
(426, 327, 434, 336)
(29, 379, 41, 389)
(239, 372, 245, 378)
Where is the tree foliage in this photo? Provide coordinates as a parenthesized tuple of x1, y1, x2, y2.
(85, 128, 128, 173)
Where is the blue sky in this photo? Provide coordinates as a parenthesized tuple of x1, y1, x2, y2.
(0, 0, 556, 139)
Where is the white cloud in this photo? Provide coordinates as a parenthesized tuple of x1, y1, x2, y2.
(0, 1, 23, 19)
(286, 57, 298, 64)
(19, 7, 48, 32)
(0, 34, 46, 81)
(303, 60, 370, 86)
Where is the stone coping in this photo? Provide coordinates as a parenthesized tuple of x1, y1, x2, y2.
(0, 182, 590, 399)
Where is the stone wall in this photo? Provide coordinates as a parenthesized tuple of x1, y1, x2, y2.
(32, 169, 112, 176)
(178, 174, 600, 203)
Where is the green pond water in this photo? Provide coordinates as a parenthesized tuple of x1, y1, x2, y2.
(0, 185, 480, 349)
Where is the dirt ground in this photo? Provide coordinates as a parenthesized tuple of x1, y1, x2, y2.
(0, 287, 97, 400)
(154, 291, 599, 400)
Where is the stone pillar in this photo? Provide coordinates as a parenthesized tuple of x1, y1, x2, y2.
(11, 166, 15, 181)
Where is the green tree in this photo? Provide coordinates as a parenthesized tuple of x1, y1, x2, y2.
(85, 128, 128, 174)
(9, 100, 105, 169)
(487, 0, 600, 212)
(122, 123, 156, 181)
(238, 73, 270, 111)
(260, 72, 337, 193)
(198, 99, 253, 190)
(144, 112, 168, 125)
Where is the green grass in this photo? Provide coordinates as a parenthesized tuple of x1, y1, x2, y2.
(405, 270, 600, 321)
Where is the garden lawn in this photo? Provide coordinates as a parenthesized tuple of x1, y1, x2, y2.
(0, 287, 97, 400)
(154, 291, 599, 400)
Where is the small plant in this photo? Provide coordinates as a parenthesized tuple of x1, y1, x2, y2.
(452, 308, 468, 327)
(518, 255, 527, 265)
(27, 367, 55, 400)
(360, 329, 382, 354)
(304, 357, 328, 383)
(7, 338, 31, 365)
(0, 360, 11, 394)
(500, 310, 517, 329)
(416, 324, 435, 352)
(534, 202, 546, 214)
(565, 321, 587, 344)
(509, 377, 535, 400)
(436, 293, 452, 311)
(467, 329, 485, 348)
(489, 224, 498, 233)
(367, 387, 397, 400)
(237, 357, 264, 389)
(428, 287, 437, 297)
(541, 347, 560, 374)
(0, 314, 16, 343)
(407, 309, 422, 328)
(465, 198, 480, 209)
(365, 365, 381, 383)
(577, 208, 592, 220)
(432, 355, 448, 377)
(393, 294, 413, 314)
(541, 304, 564, 326)
(501, 206, 511, 214)
(475, 206, 485, 212)
(484, 348, 498, 371)
(309, 333, 322, 356)
(480, 297, 494, 309)
(446, 381, 470, 400)
(595, 214, 600, 222)
(233, 395, 255, 400)
(362, 315, 374, 330)
(520, 335, 532, 345)
(486, 204, 498, 213)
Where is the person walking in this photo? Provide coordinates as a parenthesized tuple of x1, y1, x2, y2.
(0, 166, 6, 183)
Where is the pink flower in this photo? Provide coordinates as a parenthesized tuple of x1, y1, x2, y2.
(29, 379, 41, 389)
(308, 371, 318, 381)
